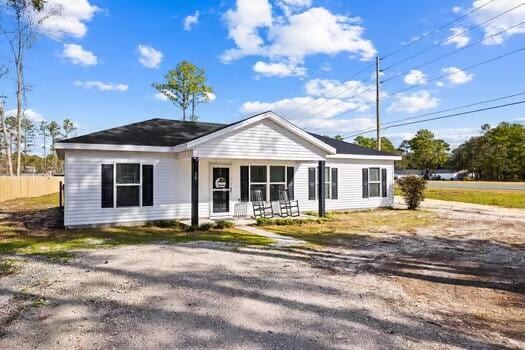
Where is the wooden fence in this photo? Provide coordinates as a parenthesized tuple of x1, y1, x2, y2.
(0, 176, 64, 202)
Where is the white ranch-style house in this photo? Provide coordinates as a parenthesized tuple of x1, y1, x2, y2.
(55, 111, 401, 228)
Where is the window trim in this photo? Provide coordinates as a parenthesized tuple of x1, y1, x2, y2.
(247, 164, 294, 202)
(103, 162, 154, 208)
(368, 167, 382, 198)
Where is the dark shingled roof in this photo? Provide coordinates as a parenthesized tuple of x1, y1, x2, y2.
(308, 133, 399, 157)
(58, 117, 397, 156)
(59, 118, 226, 147)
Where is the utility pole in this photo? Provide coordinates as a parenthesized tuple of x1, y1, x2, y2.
(375, 56, 381, 150)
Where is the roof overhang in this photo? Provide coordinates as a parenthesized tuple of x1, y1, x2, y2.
(54, 142, 173, 153)
(172, 111, 337, 155)
(327, 154, 402, 161)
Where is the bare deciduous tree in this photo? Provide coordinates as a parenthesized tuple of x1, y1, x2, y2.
(0, 95, 14, 176)
(0, 0, 59, 175)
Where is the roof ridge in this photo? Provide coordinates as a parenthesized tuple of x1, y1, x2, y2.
(148, 117, 228, 126)
(308, 132, 400, 157)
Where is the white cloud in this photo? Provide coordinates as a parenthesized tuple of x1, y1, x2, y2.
(5, 108, 45, 123)
(38, 0, 99, 38)
(222, 0, 273, 62)
(434, 128, 479, 147)
(222, 1, 376, 73)
(436, 81, 445, 87)
(154, 92, 169, 101)
(452, 6, 462, 13)
(444, 27, 470, 48)
(184, 11, 200, 31)
(74, 80, 128, 92)
(277, 0, 312, 16)
(24, 109, 45, 123)
(206, 92, 217, 102)
(387, 90, 439, 113)
(62, 44, 97, 65)
(320, 63, 332, 72)
(137, 45, 164, 69)
(441, 67, 474, 84)
(155, 91, 215, 102)
(267, 7, 376, 62)
(253, 61, 306, 77)
(241, 97, 375, 133)
(304, 78, 376, 102)
(403, 70, 426, 85)
(239, 77, 377, 133)
(469, 0, 525, 45)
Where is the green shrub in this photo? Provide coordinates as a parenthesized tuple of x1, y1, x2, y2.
(198, 223, 214, 231)
(255, 218, 273, 226)
(149, 220, 182, 228)
(255, 216, 330, 226)
(396, 175, 427, 210)
(214, 220, 234, 229)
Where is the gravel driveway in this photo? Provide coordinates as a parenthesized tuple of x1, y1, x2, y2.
(1, 201, 524, 349)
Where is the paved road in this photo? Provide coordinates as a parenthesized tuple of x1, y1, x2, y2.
(427, 181, 525, 191)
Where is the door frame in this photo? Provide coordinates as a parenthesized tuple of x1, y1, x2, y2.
(209, 165, 232, 218)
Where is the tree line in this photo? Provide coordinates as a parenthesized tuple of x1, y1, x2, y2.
(0, 108, 77, 175)
(1, 0, 61, 176)
(342, 121, 525, 181)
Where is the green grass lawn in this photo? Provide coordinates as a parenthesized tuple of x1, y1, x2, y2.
(266, 209, 437, 247)
(395, 186, 525, 209)
(0, 193, 273, 261)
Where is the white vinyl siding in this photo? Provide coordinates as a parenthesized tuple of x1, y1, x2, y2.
(193, 119, 326, 161)
(62, 117, 395, 226)
(64, 151, 211, 227)
(294, 159, 394, 212)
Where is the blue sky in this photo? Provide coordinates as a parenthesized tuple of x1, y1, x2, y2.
(0, 0, 523, 154)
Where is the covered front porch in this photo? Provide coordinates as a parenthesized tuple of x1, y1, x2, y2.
(187, 156, 328, 227)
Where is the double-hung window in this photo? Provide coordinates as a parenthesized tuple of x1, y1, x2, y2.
(241, 165, 295, 202)
(362, 167, 388, 198)
(101, 163, 154, 208)
(308, 167, 338, 200)
(249, 165, 267, 201)
(116, 164, 141, 207)
(368, 168, 381, 198)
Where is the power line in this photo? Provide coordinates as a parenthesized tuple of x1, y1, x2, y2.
(382, 21, 525, 84)
(313, 48, 524, 125)
(380, 0, 498, 61)
(281, 3, 521, 125)
(342, 92, 525, 138)
(292, 86, 376, 122)
(343, 100, 525, 139)
(284, 62, 375, 120)
(386, 47, 525, 96)
(382, 2, 525, 71)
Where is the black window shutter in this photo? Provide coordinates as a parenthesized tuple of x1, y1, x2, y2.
(142, 164, 154, 206)
(287, 167, 295, 200)
(331, 168, 338, 199)
(240, 166, 249, 202)
(308, 167, 316, 200)
(101, 164, 114, 208)
(362, 168, 369, 198)
(381, 168, 387, 197)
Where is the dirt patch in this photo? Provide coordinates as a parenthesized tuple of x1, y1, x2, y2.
(1, 199, 524, 349)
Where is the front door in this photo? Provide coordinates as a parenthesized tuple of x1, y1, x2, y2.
(211, 167, 230, 216)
